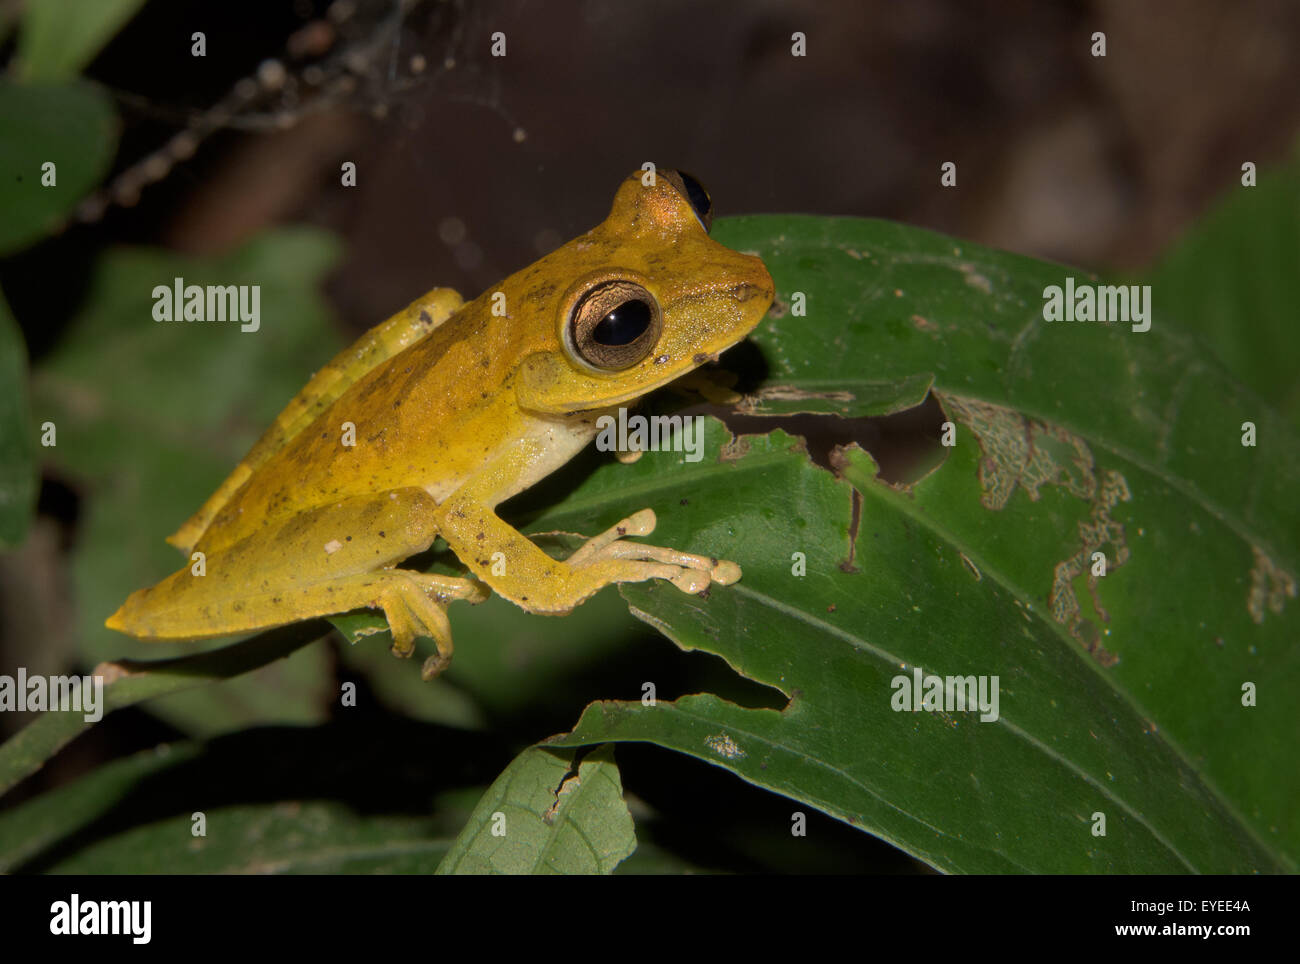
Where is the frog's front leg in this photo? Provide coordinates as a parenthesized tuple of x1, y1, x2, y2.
(565, 509, 741, 589)
(434, 494, 739, 614)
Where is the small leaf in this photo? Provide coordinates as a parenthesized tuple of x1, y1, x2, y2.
(437, 745, 635, 874)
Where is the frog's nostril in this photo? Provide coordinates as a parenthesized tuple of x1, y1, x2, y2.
(728, 280, 772, 303)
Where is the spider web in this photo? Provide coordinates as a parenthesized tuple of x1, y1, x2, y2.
(79, 0, 523, 221)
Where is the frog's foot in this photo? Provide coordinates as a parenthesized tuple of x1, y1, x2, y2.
(417, 570, 491, 607)
(376, 571, 485, 679)
(566, 508, 741, 594)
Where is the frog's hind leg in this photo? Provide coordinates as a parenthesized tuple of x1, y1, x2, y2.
(317, 569, 483, 679)
(107, 563, 483, 670)
(369, 570, 488, 679)
(110, 487, 487, 677)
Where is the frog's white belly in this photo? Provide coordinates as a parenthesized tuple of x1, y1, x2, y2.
(423, 409, 606, 508)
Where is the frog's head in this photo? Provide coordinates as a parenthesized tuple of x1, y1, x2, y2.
(515, 168, 774, 414)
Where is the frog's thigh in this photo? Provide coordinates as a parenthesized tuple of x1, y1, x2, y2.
(113, 488, 480, 653)
(435, 498, 738, 613)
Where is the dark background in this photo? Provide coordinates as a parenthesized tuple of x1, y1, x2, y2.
(7, 0, 1299, 352)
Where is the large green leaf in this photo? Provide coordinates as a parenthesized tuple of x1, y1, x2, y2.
(717, 215, 1295, 565)
(0, 289, 36, 546)
(533, 214, 1298, 873)
(0, 80, 117, 254)
(436, 745, 635, 874)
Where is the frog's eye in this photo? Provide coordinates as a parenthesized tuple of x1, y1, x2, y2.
(567, 280, 663, 371)
(661, 169, 713, 233)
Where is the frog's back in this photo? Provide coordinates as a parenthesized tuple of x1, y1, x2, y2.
(167, 288, 464, 553)
(188, 300, 528, 555)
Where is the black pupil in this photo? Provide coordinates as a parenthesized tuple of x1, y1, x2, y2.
(678, 171, 711, 222)
(592, 299, 651, 346)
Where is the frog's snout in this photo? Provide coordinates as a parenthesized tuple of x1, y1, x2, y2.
(732, 255, 775, 306)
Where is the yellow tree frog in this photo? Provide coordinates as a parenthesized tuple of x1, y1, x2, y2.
(107, 168, 774, 679)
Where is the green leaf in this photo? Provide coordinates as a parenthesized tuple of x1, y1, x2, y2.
(0, 741, 199, 872)
(331, 570, 652, 722)
(1143, 159, 1300, 427)
(0, 289, 36, 547)
(17, 0, 147, 81)
(534, 214, 1298, 873)
(713, 215, 1297, 567)
(0, 622, 326, 800)
(436, 745, 636, 874)
(30, 229, 344, 735)
(46, 800, 452, 874)
(0, 735, 480, 873)
(334, 634, 489, 731)
(0, 80, 118, 254)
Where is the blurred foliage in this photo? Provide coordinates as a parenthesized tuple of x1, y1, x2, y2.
(15, 0, 148, 82)
(0, 291, 35, 547)
(31, 231, 345, 736)
(0, 80, 117, 254)
(1144, 158, 1300, 428)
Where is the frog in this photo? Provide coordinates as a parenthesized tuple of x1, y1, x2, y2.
(106, 168, 774, 680)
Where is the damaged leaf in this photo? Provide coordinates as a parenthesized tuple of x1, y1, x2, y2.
(532, 213, 1298, 873)
(541, 422, 1287, 873)
(436, 745, 635, 875)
